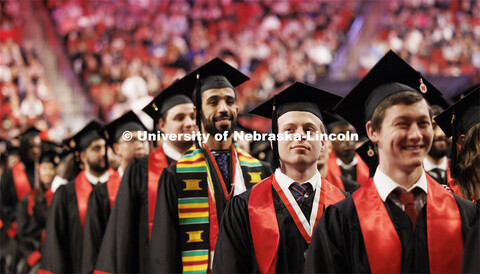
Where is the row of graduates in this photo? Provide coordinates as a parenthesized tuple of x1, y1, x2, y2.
(1, 50, 478, 273)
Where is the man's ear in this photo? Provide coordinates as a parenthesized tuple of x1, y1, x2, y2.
(158, 117, 165, 132)
(79, 151, 87, 166)
(458, 134, 466, 146)
(112, 143, 120, 156)
(366, 121, 379, 144)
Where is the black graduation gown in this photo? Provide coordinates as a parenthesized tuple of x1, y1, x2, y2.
(462, 218, 480, 273)
(213, 188, 321, 273)
(39, 179, 89, 273)
(304, 194, 479, 273)
(81, 183, 110, 273)
(148, 156, 272, 273)
(16, 190, 50, 272)
(0, 162, 35, 272)
(94, 154, 174, 273)
(340, 175, 360, 193)
(0, 163, 35, 241)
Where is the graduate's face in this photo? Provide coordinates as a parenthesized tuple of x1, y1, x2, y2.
(330, 124, 357, 161)
(201, 88, 238, 136)
(81, 139, 107, 174)
(277, 111, 325, 169)
(367, 101, 433, 173)
(159, 103, 196, 146)
(428, 117, 450, 159)
(39, 162, 55, 189)
(27, 136, 42, 162)
(114, 131, 149, 163)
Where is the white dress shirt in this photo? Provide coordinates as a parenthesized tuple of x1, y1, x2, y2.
(373, 167, 428, 212)
(85, 170, 110, 185)
(162, 142, 183, 161)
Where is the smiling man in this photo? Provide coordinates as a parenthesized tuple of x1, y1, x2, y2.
(148, 58, 271, 273)
(212, 82, 347, 273)
(304, 50, 479, 273)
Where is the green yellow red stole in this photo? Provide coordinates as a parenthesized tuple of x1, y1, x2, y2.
(352, 175, 463, 273)
(248, 174, 345, 273)
(176, 143, 264, 273)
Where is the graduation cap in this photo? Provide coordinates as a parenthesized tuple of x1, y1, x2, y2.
(434, 84, 479, 178)
(66, 121, 105, 152)
(39, 150, 60, 166)
(16, 126, 41, 141)
(322, 111, 352, 134)
(250, 82, 342, 170)
(356, 140, 378, 178)
(181, 58, 249, 129)
(105, 111, 147, 147)
(334, 50, 447, 136)
(42, 140, 63, 155)
(142, 78, 194, 122)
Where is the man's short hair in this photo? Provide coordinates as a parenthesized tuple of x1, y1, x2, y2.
(370, 91, 431, 131)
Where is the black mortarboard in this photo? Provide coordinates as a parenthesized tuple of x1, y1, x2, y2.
(434, 84, 479, 178)
(39, 150, 60, 166)
(322, 111, 352, 133)
(334, 50, 447, 136)
(184, 58, 249, 129)
(42, 140, 63, 155)
(66, 121, 105, 152)
(355, 139, 378, 178)
(142, 78, 194, 121)
(250, 82, 342, 170)
(105, 111, 147, 147)
(17, 127, 41, 140)
(249, 82, 342, 121)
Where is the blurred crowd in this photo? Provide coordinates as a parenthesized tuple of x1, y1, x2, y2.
(359, 0, 480, 77)
(0, 1, 65, 142)
(45, 0, 361, 125)
(2, 0, 479, 142)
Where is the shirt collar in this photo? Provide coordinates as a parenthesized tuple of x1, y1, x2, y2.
(336, 155, 358, 169)
(162, 142, 183, 161)
(85, 170, 110, 185)
(274, 168, 321, 192)
(423, 156, 447, 172)
(374, 167, 428, 202)
(118, 167, 124, 178)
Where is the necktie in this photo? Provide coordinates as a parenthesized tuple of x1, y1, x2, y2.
(290, 182, 312, 207)
(214, 153, 229, 184)
(399, 191, 418, 230)
(428, 168, 445, 185)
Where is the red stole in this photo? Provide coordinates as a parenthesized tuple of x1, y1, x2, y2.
(12, 162, 32, 201)
(27, 188, 55, 216)
(352, 175, 463, 273)
(75, 171, 93, 231)
(325, 172, 345, 191)
(249, 175, 345, 274)
(105, 169, 122, 210)
(327, 152, 369, 186)
(147, 146, 169, 239)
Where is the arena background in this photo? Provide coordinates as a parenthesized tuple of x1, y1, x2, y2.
(1, 0, 479, 143)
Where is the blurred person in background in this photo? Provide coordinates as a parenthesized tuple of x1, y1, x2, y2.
(0, 127, 42, 273)
(16, 150, 58, 273)
(94, 79, 196, 273)
(81, 111, 149, 273)
(423, 105, 452, 185)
